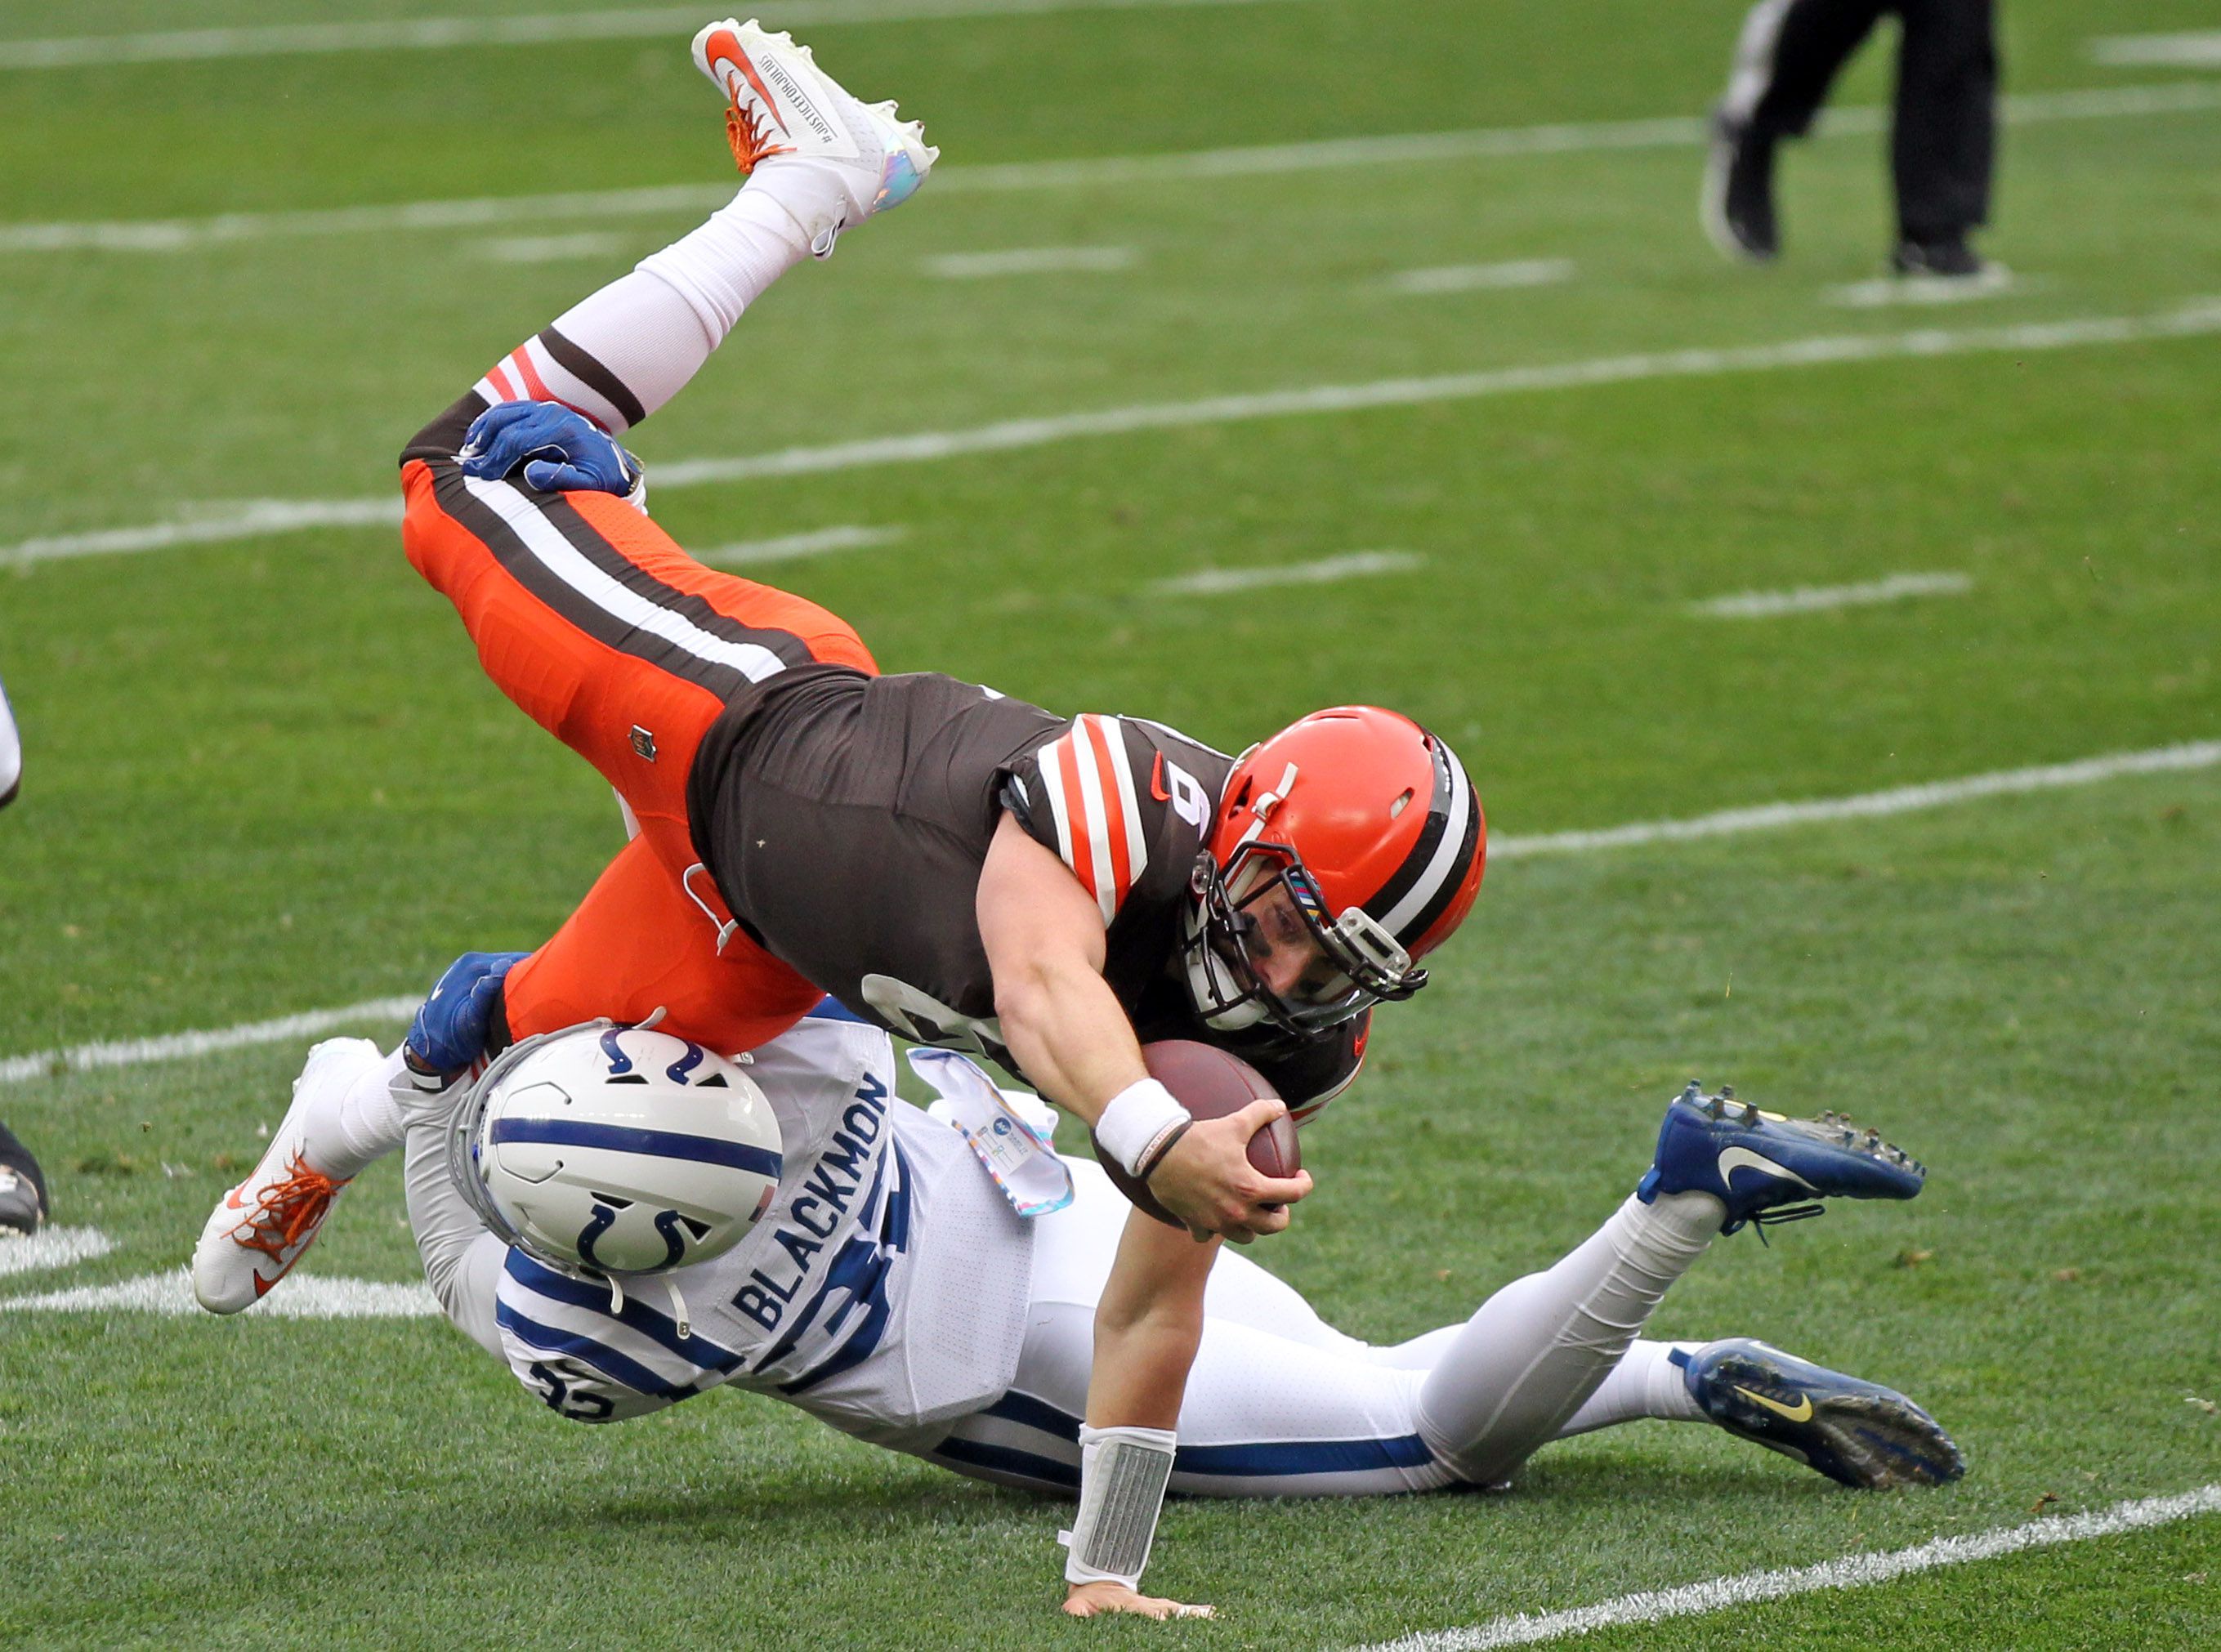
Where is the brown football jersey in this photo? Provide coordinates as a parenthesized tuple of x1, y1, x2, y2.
(686, 664, 1366, 1112)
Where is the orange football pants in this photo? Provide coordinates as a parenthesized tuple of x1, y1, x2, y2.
(400, 458, 878, 1053)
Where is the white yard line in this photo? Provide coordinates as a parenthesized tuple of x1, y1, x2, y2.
(0, 0, 1309, 70)
(5, 83, 2215, 256)
(0, 1267, 440, 1317)
(2091, 32, 2221, 69)
(924, 245, 1138, 279)
(1350, 1483, 2221, 1652)
(0, 996, 419, 1087)
(11, 298, 2221, 569)
(2, 498, 404, 569)
(1382, 260, 1576, 296)
(7, 740, 2216, 1087)
(0, 1226, 112, 1279)
(694, 523, 905, 566)
(1153, 550, 1423, 594)
(1691, 571, 1973, 618)
(1489, 740, 2221, 860)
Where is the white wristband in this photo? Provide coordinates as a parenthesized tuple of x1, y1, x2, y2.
(1093, 1078, 1192, 1179)
(1059, 1424, 1178, 1587)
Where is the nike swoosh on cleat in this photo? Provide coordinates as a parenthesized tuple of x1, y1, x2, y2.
(1733, 1384, 1816, 1423)
(252, 1271, 279, 1297)
(705, 31, 789, 136)
(1716, 1146, 1814, 1190)
(224, 1185, 250, 1211)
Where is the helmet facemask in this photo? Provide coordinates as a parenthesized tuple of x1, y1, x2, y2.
(1182, 842, 1428, 1038)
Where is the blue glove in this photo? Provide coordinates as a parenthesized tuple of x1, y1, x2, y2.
(458, 401, 642, 498)
(407, 950, 530, 1074)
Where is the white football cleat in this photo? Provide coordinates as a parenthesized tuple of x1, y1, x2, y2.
(190, 1037, 380, 1313)
(690, 16, 936, 255)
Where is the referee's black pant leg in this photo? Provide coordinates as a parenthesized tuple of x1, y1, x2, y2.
(1748, 0, 1892, 141)
(1892, 0, 1999, 242)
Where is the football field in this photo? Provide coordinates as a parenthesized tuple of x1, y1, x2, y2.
(2, 1, 2218, 1645)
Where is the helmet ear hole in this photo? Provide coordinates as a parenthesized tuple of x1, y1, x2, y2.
(1389, 788, 1414, 819)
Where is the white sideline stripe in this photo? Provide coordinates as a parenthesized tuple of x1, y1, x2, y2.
(1691, 571, 1973, 618)
(474, 230, 632, 264)
(4, 82, 2215, 255)
(694, 523, 906, 566)
(1383, 259, 1576, 296)
(923, 245, 1137, 279)
(13, 297, 2221, 569)
(2092, 32, 2221, 69)
(1153, 550, 1424, 595)
(0, 1226, 112, 1279)
(1351, 1484, 2221, 1652)
(0, 996, 418, 1087)
(1826, 269, 2025, 309)
(0, 0, 1308, 70)
(1490, 740, 2221, 860)
(7, 740, 2216, 1087)
(0, 1266, 440, 1318)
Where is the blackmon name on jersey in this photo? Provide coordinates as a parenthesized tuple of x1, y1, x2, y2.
(686, 666, 1367, 1115)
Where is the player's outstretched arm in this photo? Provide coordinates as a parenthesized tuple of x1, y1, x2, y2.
(977, 815, 1309, 1241)
(1058, 1212, 1217, 1621)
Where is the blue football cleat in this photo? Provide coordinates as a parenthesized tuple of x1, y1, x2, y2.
(1637, 1082, 1925, 1234)
(1674, 1338, 1967, 1489)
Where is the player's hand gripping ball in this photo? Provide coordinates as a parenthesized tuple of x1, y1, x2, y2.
(1094, 1040, 1300, 1228)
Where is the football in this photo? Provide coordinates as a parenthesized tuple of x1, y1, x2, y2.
(1093, 1040, 1301, 1228)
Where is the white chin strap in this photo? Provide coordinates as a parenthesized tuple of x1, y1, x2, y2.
(1181, 900, 1269, 1030)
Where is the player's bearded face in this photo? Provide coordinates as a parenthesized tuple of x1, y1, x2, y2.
(1209, 865, 1353, 1013)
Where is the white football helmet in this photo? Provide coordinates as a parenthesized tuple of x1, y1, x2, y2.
(448, 1022, 782, 1278)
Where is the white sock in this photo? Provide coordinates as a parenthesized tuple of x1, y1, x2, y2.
(635, 183, 815, 350)
(1552, 1338, 1708, 1435)
(1414, 1190, 1722, 1483)
(311, 1045, 413, 1181)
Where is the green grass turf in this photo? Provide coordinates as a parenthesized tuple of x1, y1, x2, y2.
(2, 1, 2218, 1646)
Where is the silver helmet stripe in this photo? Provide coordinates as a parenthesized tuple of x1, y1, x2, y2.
(1374, 740, 1474, 941)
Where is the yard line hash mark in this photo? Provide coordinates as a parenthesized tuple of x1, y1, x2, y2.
(474, 231, 634, 264)
(6, 741, 2215, 1087)
(2090, 32, 2221, 69)
(923, 245, 1138, 279)
(0, 0, 1311, 70)
(0, 1226, 113, 1279)
(1382, 260, 1575, 296)
(1691, 571, 1973, 618)
(0, 1268, 440, 1318)
(11, 297, 2218, 569)
(1153, 551, 1424, 594)
(3, 83, 2214, 255)
(694, 524, 906, 566)
(1826, 269, 2025, 308)
(1347, 1483, 2221, 1651)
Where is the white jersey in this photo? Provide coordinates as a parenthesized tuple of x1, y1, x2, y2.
(491, 1007, 1035, 1442)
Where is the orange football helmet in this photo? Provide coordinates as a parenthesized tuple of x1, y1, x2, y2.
(1183, 706, 1486, 1035)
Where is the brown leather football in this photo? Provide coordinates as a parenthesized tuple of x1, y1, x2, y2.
(1093, 1041, 1302, 1229)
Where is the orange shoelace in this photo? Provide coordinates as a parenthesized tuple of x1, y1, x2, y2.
(233, 1154, 346, 1261)
(725, 96, 795, 176)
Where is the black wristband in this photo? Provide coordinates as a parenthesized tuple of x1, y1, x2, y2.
(1134, 1119, 1193, 1185)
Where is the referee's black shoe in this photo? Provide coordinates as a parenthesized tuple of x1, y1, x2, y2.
(1703, 111, 1779, 263)
(1890, 235, 1992, 281)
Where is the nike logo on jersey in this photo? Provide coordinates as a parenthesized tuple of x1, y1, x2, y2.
(1715, 1146, 1813, 1191)
(1151, 751, 1171, 802)
(1733, 1384, 1816, 1423)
